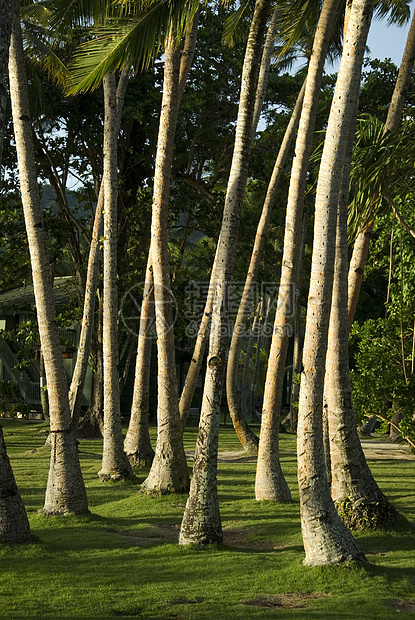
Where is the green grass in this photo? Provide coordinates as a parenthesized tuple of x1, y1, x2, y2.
(1, 418, 415, 619)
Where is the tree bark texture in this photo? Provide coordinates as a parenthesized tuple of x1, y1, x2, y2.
(9, 0, 88, 515)
(0, 4, 31, 540)
(347, 9, 415, 329)
(0, 425, 32, 543)
(0, 0, 12, 164)
(99, 72, 132, 481)
(297, 0, 374, 566)
(179, 0, 271, 545)
(141, 38, 189, 495)
(124, 261, 155, 467)
(226, 79, 305, 455)
(71, 68, 129, 430)
(255, 0, 342, 502)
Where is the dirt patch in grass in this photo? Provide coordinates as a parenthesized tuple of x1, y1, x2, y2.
(385, 599, 415, 613)
(242, 592, 330, 609)
(103, 523, 180, 546)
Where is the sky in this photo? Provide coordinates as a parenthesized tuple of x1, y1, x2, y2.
(325, 6, 413, 73)
(365, 8, 412, 66)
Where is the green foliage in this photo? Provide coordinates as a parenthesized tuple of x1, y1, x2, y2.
(0, 382, 26, 417)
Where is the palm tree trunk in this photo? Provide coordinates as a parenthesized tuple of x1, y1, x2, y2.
(326, 177, 398, 530)
(255, 0, 341, 502)
(9, 0, 88, 514)
(226, 79, 306, 455)
(179, 0, 271, 546)
(141, 36, 190, 495)
(124, 260, 155, 467)
(99, 72, 132, 481)
(0, 0, 31, 544)
(347, 10, 415, 328)
(297, 0, 374, 566)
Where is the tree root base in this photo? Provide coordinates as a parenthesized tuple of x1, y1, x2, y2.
(336, 498, 399, 530)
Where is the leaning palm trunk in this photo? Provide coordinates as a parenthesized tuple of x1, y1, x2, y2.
(69, 187, 103, 426)
(99, 72, 132, 481)
(326, 162, 398, 530)
(179, 0, 271, 546)
(255, 0, 341, 501)
(0, 0, 31, 544)
(124, 261, 155, 467)
(9, 0, 88, 514)
(297, 0, 374, 567)
(347, 10, 415, 328)
(141, 36, 190, 495)
(226, 79, 305, 455)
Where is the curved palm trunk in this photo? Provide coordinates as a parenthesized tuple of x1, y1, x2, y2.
(99, 72, 132, 481)
(326, 171, 398, 530)
(69, 188, 103, 425)
(141, 37, 190, 495)
(179, 0, 271, 546)
(255, 0, 341, 501)
(0, 0, 31, 544)
(347, 10, 415, 328)
(297, 0, 374, 566)
(9, 0, 88, 514)
(124, 261, 155, 467)
(227, 79, 306, 455)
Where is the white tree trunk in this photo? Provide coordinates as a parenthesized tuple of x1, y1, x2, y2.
(99, 72, 132, 481)
(9, 0, 88, 514)
(179, 0, 271, 546)
(297, 0, 374, 566)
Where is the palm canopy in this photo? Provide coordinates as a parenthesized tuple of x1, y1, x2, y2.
(39, 0, 200, 94)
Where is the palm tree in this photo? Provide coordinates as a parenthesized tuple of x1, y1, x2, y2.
(9, 0, 88, 515)
(124, 261, 155, 467)
(0, 0, 32, 544)
(179, 0, 271, 546)
(296, 0, 375, 566)
(255, 0, 343, 501)
(347, 5, 415, 328)
(99, 70, 133, 480)
(226, 78, 306, 456)
(140, 31, 191, 494)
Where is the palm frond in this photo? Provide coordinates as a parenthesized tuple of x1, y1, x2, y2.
(222, 0, 254, 47)
(23, 28, 69, 88)
(67, 0, 200, 94)
(374, 0, 411, 27)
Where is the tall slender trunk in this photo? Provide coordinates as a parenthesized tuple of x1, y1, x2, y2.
(326, 185, 398, 529)
(141, 36, 190, 495)
(124, 261, 155, 467)
(347, 10, 415, 328)
(0, 0, 32, 544)
(288, 219, 306, 432)
(255, 0, 342, 502)
(9, 0, 88, 514)
(179, 0, 271, 546)
(99, 72, 132, 481)
(130, 14, 199, 468)
(226, 80, 306, 454)
(297, 0, 374, 566)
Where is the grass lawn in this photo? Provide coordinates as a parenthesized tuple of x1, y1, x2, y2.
(1, 417, 414, 619)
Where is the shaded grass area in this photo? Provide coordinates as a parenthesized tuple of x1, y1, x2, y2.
(0, 418, 414, 619)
